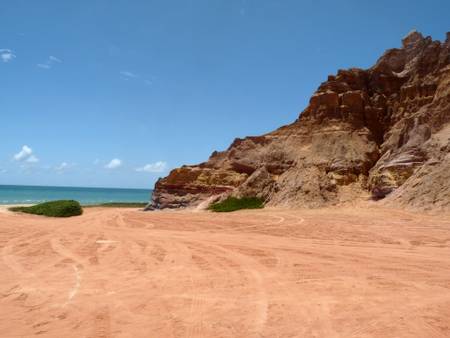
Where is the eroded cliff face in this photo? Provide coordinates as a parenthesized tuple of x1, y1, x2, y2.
(148, 31, 450, 211)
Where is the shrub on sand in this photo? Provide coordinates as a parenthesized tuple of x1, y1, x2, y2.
(208, 196, 264, 212)
(10, 200, 83, 217)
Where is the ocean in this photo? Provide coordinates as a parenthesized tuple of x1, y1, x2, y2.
(0, 185, 152, 205)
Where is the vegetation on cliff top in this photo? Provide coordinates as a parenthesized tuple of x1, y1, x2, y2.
(209, 196, 264, 212)
(10, 200, 83, 217)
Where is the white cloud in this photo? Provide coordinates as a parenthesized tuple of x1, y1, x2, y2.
(14, 145, 33, 161)
(37, 55, 62, 70)
(49, 55, 62, 63)
(136, 161, 167, 173)
(55, 162, 69, 171)
(54, 162, 76, 173)
(105, 158, 122, 169)
(120, 71, 138, 79)
(37, 63, 51, 69)
(26, 155, 39, 163)
(13, 145, 39, 164)
(0, 49, 16, 63)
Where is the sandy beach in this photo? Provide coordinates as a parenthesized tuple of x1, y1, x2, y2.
(1, 206, 450, 337)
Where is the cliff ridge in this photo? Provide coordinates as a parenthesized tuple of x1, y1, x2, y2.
(148, 31, 450, 211)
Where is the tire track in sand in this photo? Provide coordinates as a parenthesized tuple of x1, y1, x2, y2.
(183, 240, 269, 336)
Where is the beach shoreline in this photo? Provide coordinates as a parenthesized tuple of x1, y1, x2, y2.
(0, 184, 151, 207)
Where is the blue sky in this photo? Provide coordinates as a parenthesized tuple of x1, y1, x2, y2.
(1, 0, 449, 189)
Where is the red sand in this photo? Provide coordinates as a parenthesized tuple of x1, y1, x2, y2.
(1, 206, 450, 337)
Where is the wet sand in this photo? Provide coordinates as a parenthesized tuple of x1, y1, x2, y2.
(1, 206, 450, 337)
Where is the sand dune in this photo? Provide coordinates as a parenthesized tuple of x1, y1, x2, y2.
(1, 206, 450, 337)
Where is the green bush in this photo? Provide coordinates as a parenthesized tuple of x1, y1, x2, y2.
(10, 200, 83, 217)
(209, 196, 264, 212)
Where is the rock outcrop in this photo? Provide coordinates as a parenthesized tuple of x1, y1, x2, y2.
(147, 31, 450, 211)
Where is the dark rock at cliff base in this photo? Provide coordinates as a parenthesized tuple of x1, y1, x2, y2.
(147, 31, 450, 211)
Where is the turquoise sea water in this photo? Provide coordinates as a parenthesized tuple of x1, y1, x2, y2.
(0, 185, 152, 205)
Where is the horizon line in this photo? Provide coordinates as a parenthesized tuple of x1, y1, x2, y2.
(0, 183, 152, 191)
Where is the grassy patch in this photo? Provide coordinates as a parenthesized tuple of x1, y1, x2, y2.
(84, 202, 147, 208)
(209, 196, 264, 212)
(9, 200, 83, 217)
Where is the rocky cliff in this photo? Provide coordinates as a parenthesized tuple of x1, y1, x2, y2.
(148, 31, 450, 211)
